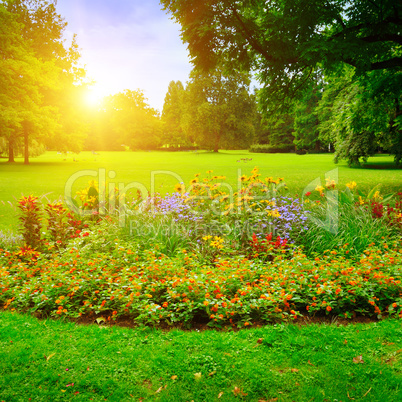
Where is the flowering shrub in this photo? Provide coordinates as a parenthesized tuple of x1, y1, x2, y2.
(17, 195, 43, 250)
(248, 233, 288, 262)
(0, 239, 401, 327)
(370, 192, 402, 232)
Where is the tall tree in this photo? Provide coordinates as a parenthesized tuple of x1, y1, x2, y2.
(182, 67, 255, 152)
(317, 68, 402, 165)
(0, 0, 85, 164)
(292, 77, 323, 152)
(161, 0, 402, 163)
(102, 90, 161, 150)
(161, 80, 187, 148)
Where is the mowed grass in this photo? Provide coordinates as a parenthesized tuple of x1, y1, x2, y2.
(0, 312, 401, 401)
(0, 151, 401, 231)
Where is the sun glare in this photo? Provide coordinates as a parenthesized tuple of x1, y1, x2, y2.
(85, 86, 106, 107)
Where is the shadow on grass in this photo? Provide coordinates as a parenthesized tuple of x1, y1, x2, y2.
(359, 162, 401, 170)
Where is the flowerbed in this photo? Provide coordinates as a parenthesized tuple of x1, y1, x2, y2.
(1, 240, 401, 328)
(1, 168, 401, 328)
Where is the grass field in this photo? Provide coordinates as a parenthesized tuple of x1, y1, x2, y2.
(1, 312, 401, 401)
(1, 151, 401, 400)
(0, 151, 401, 232)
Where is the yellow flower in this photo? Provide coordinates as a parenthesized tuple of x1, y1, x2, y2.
(174, 183, 185, 193)
(346, 181, 357, 190)
(373, 191, 382, 201)
(315, 185, 325, 194)
(88, 180, 99, 190)
(325, 178, 336, 189)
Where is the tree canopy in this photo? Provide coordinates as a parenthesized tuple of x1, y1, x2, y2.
(161, 0, 401, 102)
(0, 0, 87, 164)
(88, 90, 161, 151)
(161, 0, 402, 164)
(181, 67, 256, 152)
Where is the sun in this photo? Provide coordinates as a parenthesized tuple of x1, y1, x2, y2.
(84, 86, 107, 107)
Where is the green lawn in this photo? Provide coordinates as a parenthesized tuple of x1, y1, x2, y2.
(0, 312, 401, 401)
(1, 151, 401, 232)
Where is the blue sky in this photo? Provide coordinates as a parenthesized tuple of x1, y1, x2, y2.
(56, 0, 192, 112)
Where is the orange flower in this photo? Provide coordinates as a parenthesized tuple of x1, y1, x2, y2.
(326, 306, 332, 312)
(203, 300, 209, 306)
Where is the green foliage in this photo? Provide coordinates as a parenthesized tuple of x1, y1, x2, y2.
(17, 195, 43, 250)
(0, 0, 87, 164)
(249, 144, 295, 153)
(161, 0, 401, 105)
(317, 68, 402, 166)
(89, 90, 162, 151)
(161, 0, 402, 165)
(161, 80, 189, 148)
(182, 67, 256, 152)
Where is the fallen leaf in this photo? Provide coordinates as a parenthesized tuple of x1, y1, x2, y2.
(95, 317, 105, 324)
(257, 338, 263, 344)
(307, 360, 314, 366)
(44, 353, 56, 361)
(155, 386, 163, 394)
(224, 353, 232, 357)
(352, 355, 364, 364)
(362, 387, 372, 397)
(344, 339, 348, 344)
(171, 375, 178, 380)
(194, 372, 202, 381)
(233, 386, 248, 396)
(291, 368, 299, 373)
(218, 392, 224, 398)
(208, 371, 216, 377)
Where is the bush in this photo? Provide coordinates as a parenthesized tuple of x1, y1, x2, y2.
(249, 144, 295, 153)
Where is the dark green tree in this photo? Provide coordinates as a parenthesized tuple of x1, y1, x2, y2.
(182, 67, 255, 152)
(161, 0, 402, 163)
(161, 81, 188, 148)
(317, 68, 402, 165)
(293, 78, 323, 152)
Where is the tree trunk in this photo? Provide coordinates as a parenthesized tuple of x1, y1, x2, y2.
(8, 139, 15, 163)
(213, 131, 221, 153)
(24, 126, 29, 165)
